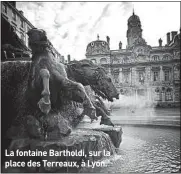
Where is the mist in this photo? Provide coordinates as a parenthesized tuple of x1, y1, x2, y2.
(104, 93, 156, 109)
(103, 93, 158, 121)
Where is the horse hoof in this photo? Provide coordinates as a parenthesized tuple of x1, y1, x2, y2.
(38, 98, 51, 114)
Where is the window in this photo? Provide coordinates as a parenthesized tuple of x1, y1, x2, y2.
(152, 55, 159, 61)
(138, 72, 144, 84)
(165, 88, 172, 101)
(113, 74, 119, 83)
(153, 71, 159, 81)
(20, 33, 25, 43)
(2, 4, 7, 14)
(155, 88, 161, 101)
(164, 71, 170, 81)
(174, 66, 180, 80)
(174, 91, 180, 101)
(20, 18, 24, 28)
(100, 58, 107, 64)
(12, 11, 16, 21)
(102, 42, 105, 46)
(163, 55, 169, 60)
(91, 42, 94, 47)
(124, 72, 129, 83)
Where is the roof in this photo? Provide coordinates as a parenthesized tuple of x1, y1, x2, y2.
(128, 12, 140, 23)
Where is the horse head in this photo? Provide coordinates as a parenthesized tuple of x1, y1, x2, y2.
(68, 59, 119, 102)
(27, 28, 49, 54)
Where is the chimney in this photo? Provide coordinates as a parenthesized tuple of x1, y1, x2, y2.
(171, 31, 177, 42)
(106, 36, 110, 45)
(119, 41, 122, 49)
(67, 54, 71, 63)
(19, 10, 24, 16)
(159, 38, 162, 47)
(167, 32, 170, 45)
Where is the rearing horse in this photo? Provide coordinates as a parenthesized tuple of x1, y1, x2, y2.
(26, 28, 97, 122)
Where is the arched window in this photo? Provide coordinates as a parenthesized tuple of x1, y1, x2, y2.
(165, 88, 173, 101)
(154, 88, 162, 101)
(163, 55, 168, 60)
(152, 55, 159, 61)
(163, 54, 172, 61)
(100, 58, 107, 64)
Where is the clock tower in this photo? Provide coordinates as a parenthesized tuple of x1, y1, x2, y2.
(127, 10, 143, 49)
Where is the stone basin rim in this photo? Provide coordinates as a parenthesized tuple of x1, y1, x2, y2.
(114, 123, 180, 129)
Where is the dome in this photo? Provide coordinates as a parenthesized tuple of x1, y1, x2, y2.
(128, 11, 140, 22)
(128, 11, 141, 27)
(86, 36, 110, 55)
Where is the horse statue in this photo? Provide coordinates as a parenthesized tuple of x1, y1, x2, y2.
(1, 28, 119, 154)
(66, 60, 118, 126)
(26, 28, 98, 120)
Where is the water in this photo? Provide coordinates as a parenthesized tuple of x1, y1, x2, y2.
(81, 126, 180, 173)
(80, 108, 180, 173)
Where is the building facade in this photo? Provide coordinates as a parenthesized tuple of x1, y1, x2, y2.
(86, 12, 180, 107)
(1, 2, 34, 48)
(1, 1, 63, 62)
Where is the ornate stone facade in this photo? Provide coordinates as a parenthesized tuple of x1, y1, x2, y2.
(1, 1, 64, 63)
(86, 12, 180, 107)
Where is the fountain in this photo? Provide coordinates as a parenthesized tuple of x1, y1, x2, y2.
(1, 28, 122, 173)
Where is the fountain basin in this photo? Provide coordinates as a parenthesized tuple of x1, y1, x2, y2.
(77, 116, 123, 148)
(3, 129, 116, 173)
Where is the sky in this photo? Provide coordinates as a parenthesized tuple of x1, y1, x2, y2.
(16, 2, 180, 60)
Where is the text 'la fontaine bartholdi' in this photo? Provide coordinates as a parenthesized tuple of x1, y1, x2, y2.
(5, 149, 85, 157)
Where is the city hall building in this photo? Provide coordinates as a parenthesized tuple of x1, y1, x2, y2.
(86, 12, 180, 107)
